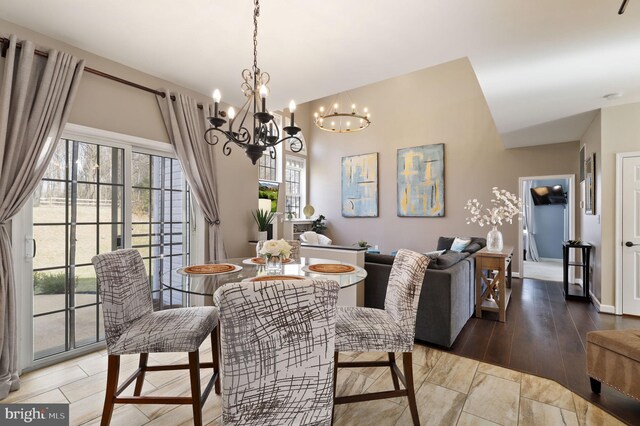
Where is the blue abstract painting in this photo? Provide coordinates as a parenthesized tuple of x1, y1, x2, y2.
(397, 144, 445, 217)
(342, 153, 378, 217)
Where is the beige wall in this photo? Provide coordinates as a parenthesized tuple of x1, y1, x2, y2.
(578, 113, 603, 300)
(598, 103, 640, 307)
(1, 19, 257, 257)
(303, 58, 579, 273)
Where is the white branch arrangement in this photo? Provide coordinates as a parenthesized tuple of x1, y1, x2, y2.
(465, 187, 523, 227)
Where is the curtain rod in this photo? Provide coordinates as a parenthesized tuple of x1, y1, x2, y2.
(0, 36, 205, 110)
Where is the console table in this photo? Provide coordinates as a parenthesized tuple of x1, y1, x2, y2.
(475, 246, 513, 322)
(562, 241, 592, 301)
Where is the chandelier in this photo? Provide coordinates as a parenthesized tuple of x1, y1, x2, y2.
(204, 0, 303, 164)
(313, 94, 371, 133)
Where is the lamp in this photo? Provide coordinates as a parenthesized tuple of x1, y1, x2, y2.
(204, 0, 303, 164)
(313, 94, 371, 133)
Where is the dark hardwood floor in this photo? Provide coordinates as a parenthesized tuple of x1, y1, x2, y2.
(435, 277, 640, 425)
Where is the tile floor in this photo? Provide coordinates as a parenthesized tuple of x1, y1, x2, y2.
(4, 343, 624, 425)
(523, 259, 563, 282)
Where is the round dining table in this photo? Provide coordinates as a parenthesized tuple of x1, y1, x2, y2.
(161, 257, 367, 299)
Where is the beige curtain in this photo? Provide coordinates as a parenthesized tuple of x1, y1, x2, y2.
(0, 35, 85, 399)
(156, 91, 226, 261)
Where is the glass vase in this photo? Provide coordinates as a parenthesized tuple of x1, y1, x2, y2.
(266, 255, 283, 274)
(486, 226, 504, 252)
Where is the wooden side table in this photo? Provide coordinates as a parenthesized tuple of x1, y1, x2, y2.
(475, 246, 513, 322)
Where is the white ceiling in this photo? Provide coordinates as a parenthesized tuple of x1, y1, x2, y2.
(1, 0, 639, 147)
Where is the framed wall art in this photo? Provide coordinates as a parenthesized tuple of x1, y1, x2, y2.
(397, 143, 445, 217)
(341, 152, 378, 217)
(585, 152, 595, 215)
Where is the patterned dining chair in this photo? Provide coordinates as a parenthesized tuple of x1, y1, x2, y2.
(92, 249, 220, 426)
(214, 279, 340, 425)
(256, 239, 301, 260)
(333, 249, 429, 425)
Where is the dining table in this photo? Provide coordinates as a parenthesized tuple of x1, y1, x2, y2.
(161, 256, 367, 306)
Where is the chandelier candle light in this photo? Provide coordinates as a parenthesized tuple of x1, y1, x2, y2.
(464, 187, 523, 252)
(313, 95, 371, 133)
(204, 0, 303, 164)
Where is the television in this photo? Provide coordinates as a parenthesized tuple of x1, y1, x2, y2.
(530, 185, 567, 205)
(258, 180, 279, 212)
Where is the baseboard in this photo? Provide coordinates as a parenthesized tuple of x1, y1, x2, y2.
(590, 291, 616, 314)
(512, 271, 520, 278)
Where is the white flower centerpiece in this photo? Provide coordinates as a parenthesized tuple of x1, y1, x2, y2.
(259, 239, 292, 273)
(464, 187, 523, 252)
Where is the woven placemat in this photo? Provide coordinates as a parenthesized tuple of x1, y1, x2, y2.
(308, 264, 355, 274)
(183, 264, 236, 274)
(248, 275, 304, 282)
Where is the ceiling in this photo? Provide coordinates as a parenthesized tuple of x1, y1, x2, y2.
(1, 0, 639, 148)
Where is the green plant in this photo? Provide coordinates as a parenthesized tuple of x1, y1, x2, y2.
(34, 271, 78, 295)
(252, 209, 275, 232)
(312, 214, 327, 233)
(357, 240, 371, 248)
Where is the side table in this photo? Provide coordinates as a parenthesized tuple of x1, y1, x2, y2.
(562, 242, 592, 301)
(475, 246, 513, 322)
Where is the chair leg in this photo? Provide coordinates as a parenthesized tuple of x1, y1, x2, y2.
(403, 352, 420, 426)
(134, 353, 148, 396)
(590, 377, 601, 394)
(332, 352, 339, 423)
(388, 352, 400, 390)
(189, 351, 203, 426)
(212, 326, 221, 395)
(101, 355, 120, 426)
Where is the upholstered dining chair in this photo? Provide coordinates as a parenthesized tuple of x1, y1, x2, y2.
(92, 249, 220, 426)
(256, 239, 301, 260)
(333, 249, 429, 425)
(214, 279, 340, 425)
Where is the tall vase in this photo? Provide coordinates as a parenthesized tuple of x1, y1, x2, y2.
(487, 226, 504, 252)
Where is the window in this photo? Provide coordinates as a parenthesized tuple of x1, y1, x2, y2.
(131, 153, 190, 309)
(258, 151, 277, 181)
(285, 156, 306, 218)
(33, 139, 125, 359)
(29, 137, 192, 361)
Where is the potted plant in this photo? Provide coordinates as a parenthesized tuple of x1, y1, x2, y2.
(252, 209, 275, 241)
(312, 214, 327, 234)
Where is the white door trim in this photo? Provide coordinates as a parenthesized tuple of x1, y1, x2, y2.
(615, 151, 640, 315)
(518, 174, 576, 280)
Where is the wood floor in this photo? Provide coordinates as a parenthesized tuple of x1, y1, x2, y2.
(444, 277, 640, 425)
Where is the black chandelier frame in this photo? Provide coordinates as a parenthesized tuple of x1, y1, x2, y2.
(204, 0, 303, 164)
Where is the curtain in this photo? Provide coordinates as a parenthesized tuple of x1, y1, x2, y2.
(0, 35, 85, 400)
(523, 181, 540, 262)
(156, 91, 226, 261)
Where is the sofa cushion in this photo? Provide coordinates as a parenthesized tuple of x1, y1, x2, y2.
(587, 329, 640, 363)
(423, 249, 446, 259)
(451, 237, 471, 252)
(428, 251, 469, 270)
(438, 236, 486, 254)
(364, 253, 396, 265)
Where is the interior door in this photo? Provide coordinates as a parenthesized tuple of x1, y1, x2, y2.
(622, 156, 640, 315)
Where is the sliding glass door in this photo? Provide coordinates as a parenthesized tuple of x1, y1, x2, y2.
(33, 140, 124, 359)
(29, 137, 191, 362)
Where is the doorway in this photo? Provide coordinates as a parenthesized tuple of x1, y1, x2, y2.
(518, 175, 575, 282)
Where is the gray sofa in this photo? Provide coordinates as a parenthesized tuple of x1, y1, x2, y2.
(364, 237, 486, 348)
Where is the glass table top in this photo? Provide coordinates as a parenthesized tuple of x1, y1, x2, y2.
(162, 257, 367, 296)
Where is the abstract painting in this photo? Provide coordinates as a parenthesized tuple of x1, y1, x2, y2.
(397, 143, 445, 217)
(341, 153, 378, 217)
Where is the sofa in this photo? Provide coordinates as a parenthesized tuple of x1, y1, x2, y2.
(364, 237, 486, 348)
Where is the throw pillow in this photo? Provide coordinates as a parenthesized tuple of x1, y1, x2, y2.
(423, 249, 446, 259)
(450, 237, 471, 252)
